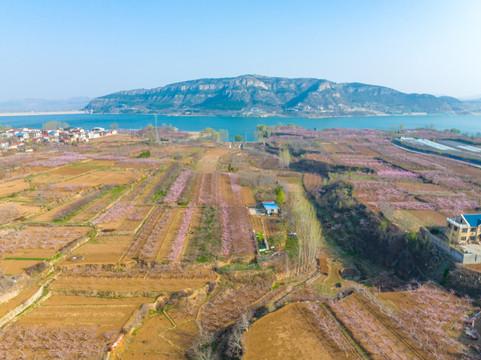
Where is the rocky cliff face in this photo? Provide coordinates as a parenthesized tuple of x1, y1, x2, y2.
(85, 75, 466, 116)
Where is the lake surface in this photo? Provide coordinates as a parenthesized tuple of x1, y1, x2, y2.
(1, 113, 480, 141)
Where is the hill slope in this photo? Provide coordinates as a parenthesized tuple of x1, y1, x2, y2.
(85, 75, 467, 117)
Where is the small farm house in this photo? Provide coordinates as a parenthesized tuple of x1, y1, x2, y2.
(262, 201, 280, 215)
(447, 213, 481, 244)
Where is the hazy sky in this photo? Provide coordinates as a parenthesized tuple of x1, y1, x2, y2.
(1, 0, 480, 101)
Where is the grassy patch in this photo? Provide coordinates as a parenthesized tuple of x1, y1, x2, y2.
(184, 206, 222, 262)
(284, 236, 298, 258)
(216, 262, 260, 273)
(109, 186, 128, 200)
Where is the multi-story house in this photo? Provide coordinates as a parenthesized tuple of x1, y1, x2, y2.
(446, 214, 481, 244)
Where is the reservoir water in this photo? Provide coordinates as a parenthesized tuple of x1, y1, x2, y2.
(1, 113, 480, 141)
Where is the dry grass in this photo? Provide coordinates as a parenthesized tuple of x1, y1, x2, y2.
(17, 295, 149, 333)
(66, 235, 134, 264)
(0, 259, 41, 275)
(62, 170, 141, 188)
(244, 303, 354, 360)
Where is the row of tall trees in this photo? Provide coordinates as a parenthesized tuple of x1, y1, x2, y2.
(288, 189, 323, 274)
(278, 146, 291, 169)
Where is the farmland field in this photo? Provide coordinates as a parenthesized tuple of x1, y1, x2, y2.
(1, 129, 481, 360)
(0, 226, 91, 259)
(244, 303, 356, 360)
(0, 259, 41, 275)
(67, 234, 134, 264)
(0, 202, 40, 225)
(121, 310, 198, 360)
(17, 295, 149, 333)
(62, 169, 141, 188)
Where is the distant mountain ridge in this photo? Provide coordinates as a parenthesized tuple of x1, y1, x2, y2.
(84, 75, 473, 117)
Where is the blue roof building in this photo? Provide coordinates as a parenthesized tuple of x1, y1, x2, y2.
(262, 201, 280, 215)
(463, 214, 481, 228)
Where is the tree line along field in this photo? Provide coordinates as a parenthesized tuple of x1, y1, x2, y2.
(0, 128, 481, 359)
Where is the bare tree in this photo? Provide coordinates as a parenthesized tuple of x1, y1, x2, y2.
(279, 146, 291, 169)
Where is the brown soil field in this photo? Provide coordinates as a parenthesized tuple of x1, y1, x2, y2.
(382, 209, 446, 232)
(121, 314, 197, 360)
(30, 173, 75, 186)
(47, 165, 97, 177)
(0, 259, 41, 275)
(62, 169, 141, 188)
(220, 173, 235, 205)
(250, 215, 263, 233)
(322, 143, 354, 153)
(17, 295, 149, 333)
(67, 235, 134, 264)
(196, 148, 228, 173)
(6, 248, 58, 259)
(448, 165, 481, 177)
(405, 209, 447, 227)
(161, 320, 198, 355)
(51, 276, 214, 293)
(392, 181, 450, 194)
(0, 283, 42, 319)
(244, 303, 354, 360)
(120, 314, 176, 359)
(87, 159, 118, 167)
(351, 146, 381, 157)
(241, 186, 256, 206)
(318, 252, 330, 275)
(465, 264, 481, 272)
(0, 178, 30, 197)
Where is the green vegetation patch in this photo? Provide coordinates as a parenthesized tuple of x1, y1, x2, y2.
(184, 206, 222, 262)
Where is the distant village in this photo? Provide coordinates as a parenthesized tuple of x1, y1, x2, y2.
(0, 126, 117, 152)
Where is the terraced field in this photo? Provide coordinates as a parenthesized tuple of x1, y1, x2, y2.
(0, 130, 479, 360)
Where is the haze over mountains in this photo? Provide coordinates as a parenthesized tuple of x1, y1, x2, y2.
(84, 75, 480, 117)
(0, 97, 91, 113)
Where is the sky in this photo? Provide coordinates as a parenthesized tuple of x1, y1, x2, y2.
(0, 0, 480, 101)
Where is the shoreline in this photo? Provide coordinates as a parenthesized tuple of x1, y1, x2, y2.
(0, 111, 478, 119)
(0, 111, 87, 117)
